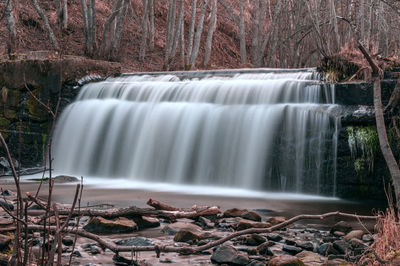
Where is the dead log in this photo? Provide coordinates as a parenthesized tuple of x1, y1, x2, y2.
(147, 198, 179, 211)
(27, 195, 221, 220)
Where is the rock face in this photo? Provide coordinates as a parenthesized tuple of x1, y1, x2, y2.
(83, 216, 137, 234)
(210, 245, 249, 265)
(0, 57, 121, 166)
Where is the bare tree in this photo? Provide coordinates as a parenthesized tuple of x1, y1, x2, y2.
(3, 0, 16, 55)
(139, 0, 149, 61)
(189, 0, 210, 68)
(204, 0, 217, 67)
(30, 0, 59, 50)
(186, 0, 197, 68)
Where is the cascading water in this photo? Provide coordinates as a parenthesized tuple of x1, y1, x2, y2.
(52, 69, 339, 195)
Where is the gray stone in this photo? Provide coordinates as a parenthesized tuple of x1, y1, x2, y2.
(318, 243, 339, 256)
(267, 233, 283, 242)
(330, 221, 352, 234)
(333, 240, 350, 254)
(268, 255, 305, 266)
(362, 234, 373, 242)
(90, 246, 101, 255)
(210, 245, 249, 265)
(295, 241, 314, 251)
(245, 234, 267, 246)
(283, 245, 302, 255)
(0, 199, 13, 211)
(62, 236, 74, 246)
(115, 237, 154, 246)
(161, 221, 202, 235)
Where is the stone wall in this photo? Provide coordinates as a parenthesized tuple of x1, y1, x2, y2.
(0, 56, 121, 167)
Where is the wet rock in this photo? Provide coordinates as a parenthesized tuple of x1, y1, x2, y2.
(0, 199, 13, 211)
(296, 251, 323, 266)
(90, 246, 101, 255)
(332, 231, 345, 237)
(248, 260, 266, 266)
(344, 230, 364, 240)
(266, 217, 287, 226)
(133, 216, 160, 229)
(267, 233, 283, 243)
(173, 230, 201, 243)
(362, 234, 373, 242)
(210, 245, 249, 265)
(295, 241, 314, 251)
(62, 236, 74, 246)
(245, 234, 267, 246)
(161, 221, 202, 235)
(268, 255, 305, 266)
(0, 190, 10, 196)
(224, 208, 248, 218)
(326, 258, 351, 266)
(0, 234, 12, 251)
(198, 216, 214, 228)
(236, 219, 271, 231)
(322, 236, 337, 243)
(318, 243, 339, 256)
(242, 211, 262, 222)
(159, 258, 173, 263)
(285, 239, 296, 246)
(257, 243, 274, 256)
(349, 238, 368, 249)
(332, 240, 350, 254)
(283, 245, 302, 255)
(115, 237, 154, 247)
(83, 216, 137, 234)
(330, 221, 352, 234)
(72, 250, 82, 257)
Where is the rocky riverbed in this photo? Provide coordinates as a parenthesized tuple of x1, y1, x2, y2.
(0, 179, 383, 266)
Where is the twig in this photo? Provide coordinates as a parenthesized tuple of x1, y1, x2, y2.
(68, 177, 84, 266)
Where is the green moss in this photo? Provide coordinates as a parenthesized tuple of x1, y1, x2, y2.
(347, 126, 379, 176)
(26, 89, 48, 121)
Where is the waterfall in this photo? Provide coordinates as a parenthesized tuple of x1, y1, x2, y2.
(52, 70, 338, 195)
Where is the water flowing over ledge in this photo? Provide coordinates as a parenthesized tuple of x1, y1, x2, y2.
(52, 70, 339, 196)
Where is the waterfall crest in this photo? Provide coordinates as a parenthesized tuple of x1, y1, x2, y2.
(52, 70, 338, 195)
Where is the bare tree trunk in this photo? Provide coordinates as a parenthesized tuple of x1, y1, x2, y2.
(164, 0, 177, 70)
(30, 0, 59, 50)
(148, 0, 155, 51)
(179, 11, 185, 65)
(203, 0, 217, 67)
(186, 0, 197, 68)
(239, 0, 246, 65)
(171, 0, 184, 60)
(4, 0, 16, 55)
(63, 0, 68, 30)
(80, 0, 90, 54)
(189, 0, 210, 68)
(139, 0, 149, 61)
(98, 0, 122, 58)
(250, 0, 260, 65)
(111, 0, 128, 60)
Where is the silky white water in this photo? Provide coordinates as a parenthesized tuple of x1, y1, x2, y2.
(52, 70, 338, 195)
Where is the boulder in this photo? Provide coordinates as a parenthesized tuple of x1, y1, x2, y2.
(267, 233, 283, 242)
(224, 208, 248, 218)
(330, 221, 352, 234)
(283, 245, 302, 255)
(133, 216, 160, 229)
(266, 217, 287, 226)
(61, 236, 74, 246)
(318, 243, 339, 256)
(236, 219, 271, 231)
(242, 211, 262, 222)
(245, 234, 267, 246)
(268, 255, 305, 266)
(333, 240, 350, 255)
(210, 245, 249, 265)
(83, 216, 137, 234)
(257, 243, 274, 256)
(295, 241, 314, 251)
(161, 221, 202, 235)
(344, 230, 364, 240)
(174, 230, 201, 243)
(296, 251, 323, 266)
(115, 237, 154, 247)
(0, 234, 12, 251)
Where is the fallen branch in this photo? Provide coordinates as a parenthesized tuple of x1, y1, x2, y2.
(147, 199, 179, 211)
(26, 195, 221, 220)
(28, 211, 379, 255)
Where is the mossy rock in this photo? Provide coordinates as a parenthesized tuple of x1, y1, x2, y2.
(26, 89, 49, 121)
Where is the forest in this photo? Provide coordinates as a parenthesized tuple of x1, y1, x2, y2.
(1, 0, 400, 71)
